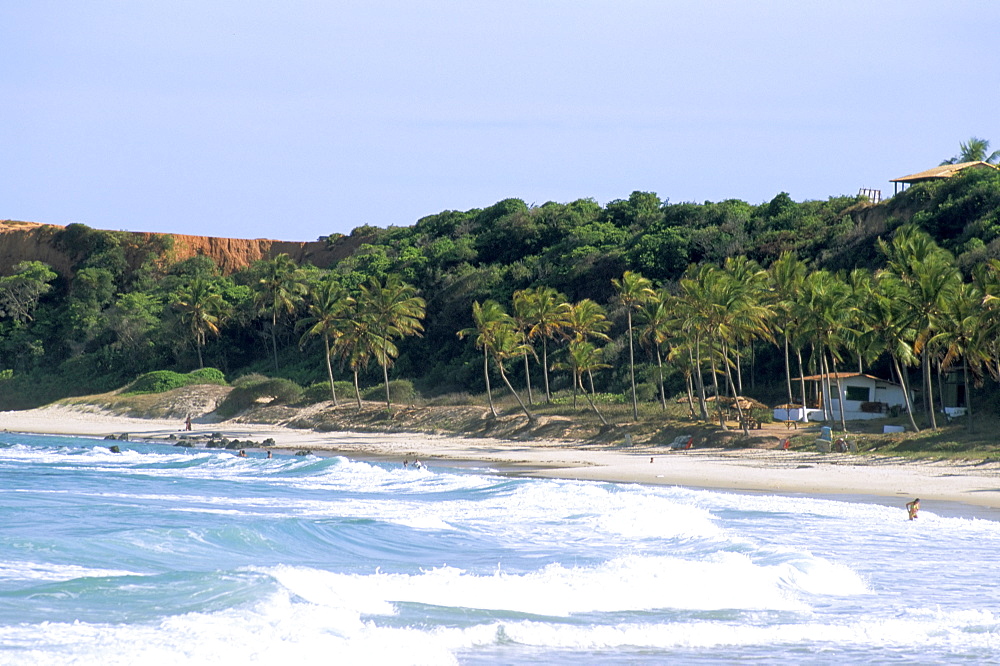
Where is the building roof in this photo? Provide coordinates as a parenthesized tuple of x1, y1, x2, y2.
(890, 161, 999, 184)
(798, 372, 897, 384)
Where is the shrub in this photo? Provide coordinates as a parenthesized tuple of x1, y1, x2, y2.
(125, 368, 228, 395)
(635, 382, 657, 403)
(301, 380, 355, 404)
(187, 367, 226, 384)
(361, 379, 418, 403)
(232, 373, 269, 388)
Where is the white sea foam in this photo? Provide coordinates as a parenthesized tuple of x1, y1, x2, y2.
(1, 595, 997, 666)
(258, 548, 866, 618)
(0, 560, 141, 583)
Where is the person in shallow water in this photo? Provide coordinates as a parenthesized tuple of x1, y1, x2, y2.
(906, 498, 920, 520)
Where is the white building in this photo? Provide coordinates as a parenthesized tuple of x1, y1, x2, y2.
(773, 373, 910, 422)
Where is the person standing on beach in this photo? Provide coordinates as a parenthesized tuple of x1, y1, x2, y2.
(906, 498, 920, 520)
(184, 415, 192, 431)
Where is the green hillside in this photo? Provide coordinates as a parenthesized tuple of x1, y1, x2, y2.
(3, 163, 1000, 438)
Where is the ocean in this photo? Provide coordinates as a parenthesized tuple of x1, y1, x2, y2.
(0, 432, 999, 665)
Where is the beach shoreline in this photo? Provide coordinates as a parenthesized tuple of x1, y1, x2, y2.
(4, 404, 1000, 518)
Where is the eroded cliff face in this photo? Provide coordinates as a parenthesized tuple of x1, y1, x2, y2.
(0, 220, 364, 276)
(0, 222, 74, 276)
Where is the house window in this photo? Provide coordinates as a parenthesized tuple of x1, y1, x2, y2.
(845, 386, 870, 402)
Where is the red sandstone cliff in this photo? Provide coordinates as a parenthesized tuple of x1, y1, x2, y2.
(0, 220, 366, 276)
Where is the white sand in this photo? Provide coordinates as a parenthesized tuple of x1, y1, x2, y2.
(4, 405, 1000, 515)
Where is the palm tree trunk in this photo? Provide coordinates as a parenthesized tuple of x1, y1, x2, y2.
(497, 362, 534, 422)
(523, 350, 533, 405)
(923, 352, 938, 429)
(484, 346, 497, 417)
(353, 369, 362, 410)
(323, 334, 338, 405)
(685, 371, 696, 419)
(796, 348, 808, 415)
(784, 335, 794, 406)
(271, 312, 279, 373)
(579, 373, 609, 426)
(892, 355, 920, 432)
(542, 338, 552, 403)
(709, 341, 725, 430)
(735, 345, 743, 394)
(382, 341, 392, 412)
(656, 347, 666, 410)
(195, 331, 205, 369)
(935, 357, 945, 416)
(831, 355, 848, 433)
(963, 356, 973, 432)
(627, 311, 639, 420)
(571, 360, 579, 409)
(819, 346, 832, 421)
(693, 337, 709, 420)
(722, 343, 748, 436)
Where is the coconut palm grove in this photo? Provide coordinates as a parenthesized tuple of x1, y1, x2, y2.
(4, 141, 1000, 442)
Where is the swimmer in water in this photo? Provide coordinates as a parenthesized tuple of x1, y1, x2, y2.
(905, 498, 920, 520)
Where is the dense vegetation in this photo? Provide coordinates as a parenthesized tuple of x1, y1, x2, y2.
(4, 162, 1000, 434)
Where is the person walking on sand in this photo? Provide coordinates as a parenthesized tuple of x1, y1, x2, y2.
(184, 415, 192, 431)
(906, 498, 920, 520)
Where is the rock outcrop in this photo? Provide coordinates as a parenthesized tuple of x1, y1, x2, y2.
(0, 220, 369, 276)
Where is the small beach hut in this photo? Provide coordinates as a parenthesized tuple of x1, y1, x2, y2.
(890, 161, 1000, 195)
(787, 373, 910, 421)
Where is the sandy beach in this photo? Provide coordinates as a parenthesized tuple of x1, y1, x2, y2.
(4, 404, 1000, 517)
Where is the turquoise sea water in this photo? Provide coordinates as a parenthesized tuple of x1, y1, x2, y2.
(1, 432, 1000, 665)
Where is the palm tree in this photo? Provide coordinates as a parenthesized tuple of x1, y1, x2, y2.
(564, 298, 611, 404)
(457, 300, 512, 417)
(768, 252, 808, 410)
(254, 254, 306, 373)
(356, 275, 426, 411)
(334, 305, 376, 410)
(521, 287, 571, 403)
(870, 271, 921, 432)
(677, 264, 714, 421)
(800, 270, 853, 432)
(612, 271, 655, 420)
(931, 281, 987, 431)
(511, 290, 538, 404)
(720, 256, 772, 395)
(878, 227, 961, 429)
(459, 300, 535, 422)
(174, 277, 228, 369)
(556, 339, 611, 425)
(941, 137, 1000, 165)
(973, 259, 1000, 380)
(636, 290, 672, 410)
(298, 278, 351, 405)
(709, 262, 774, 434)
(485, 322, 536, 422)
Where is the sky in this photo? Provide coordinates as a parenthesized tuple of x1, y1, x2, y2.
(3, 1, 999, 242)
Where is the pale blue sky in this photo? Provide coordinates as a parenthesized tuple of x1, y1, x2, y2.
(3, 1, 998, 241)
